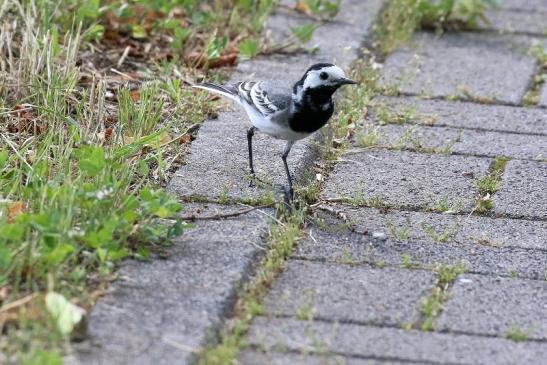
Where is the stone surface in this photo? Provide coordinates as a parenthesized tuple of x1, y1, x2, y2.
(540, 84, 547, 108)
(497, 0, 547, 12)
(484, 10, 547, 35)
(238, 350, 410, 365)
(245, 317, 547, 365)
(494, 160, 547, 219)
(437, 274, 547, 340)
(322, 149, 490, 211)
(167, 0, 382, 202)
(69, 204, 272, 365)
(373, 124, 547, 160)
(294, 208, 547, 280)
(263, 260, 435, 326)
(380, 33, 537, 104)
(371, 96, 547, 135)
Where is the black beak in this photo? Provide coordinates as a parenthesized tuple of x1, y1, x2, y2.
(336, 77, 358, 85)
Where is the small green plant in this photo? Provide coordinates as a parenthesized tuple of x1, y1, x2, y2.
(387, 218, 412, 240)
(505, 325, 529, 342)
(436, 263, 468, 285)
(421, 222, 460, 243)
(420, 287, 447, 331)
(296, 302, 315, 321)
(401, 253, 419, 268)
(376, 0, 497, 54)
(356, 127, 381, 147)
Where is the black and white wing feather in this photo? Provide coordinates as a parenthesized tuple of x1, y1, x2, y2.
(193, 81, 290, 118)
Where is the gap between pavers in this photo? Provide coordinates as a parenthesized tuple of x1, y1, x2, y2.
(245, 316, 547, 365)
(238, 349, 410, 365)
(70, 1, 385, 364)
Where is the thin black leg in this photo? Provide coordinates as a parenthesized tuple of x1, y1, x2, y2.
(282, 141, 295, 200)
(247, 127, 256, 186)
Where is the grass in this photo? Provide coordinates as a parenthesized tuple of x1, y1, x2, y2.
(419, 263, 467, 331)
(375, 0, 497, 55)
(505, 325, 529, 342)
(473, 156, 509, 214)
(0, 0, 276, 361)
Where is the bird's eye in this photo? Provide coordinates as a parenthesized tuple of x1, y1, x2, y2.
(319, 71, 328, 80)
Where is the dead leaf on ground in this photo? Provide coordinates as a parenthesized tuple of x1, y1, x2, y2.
(294, 2, 312, 14)
(8, 201, 26, 223)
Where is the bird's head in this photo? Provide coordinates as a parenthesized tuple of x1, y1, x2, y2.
(299, 63, 357, 92)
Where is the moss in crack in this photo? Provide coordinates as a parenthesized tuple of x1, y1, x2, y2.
(473, 156, 509, 215)
(418, 263, 468, 331)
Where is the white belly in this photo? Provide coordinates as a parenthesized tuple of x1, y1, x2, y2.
(242, 103, 310, 141)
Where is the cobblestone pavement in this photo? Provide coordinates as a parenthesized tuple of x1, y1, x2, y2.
(239, 0, 547, 364)
(69, 0, 546, 364)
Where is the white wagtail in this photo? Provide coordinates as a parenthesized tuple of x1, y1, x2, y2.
(193, 63, 357, 199)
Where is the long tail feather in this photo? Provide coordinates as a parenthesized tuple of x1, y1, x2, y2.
(192, 82, 240, 103)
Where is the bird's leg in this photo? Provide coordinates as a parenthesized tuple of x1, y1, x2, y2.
(282, 141, 295, 200)
(247, 126, 256, 186)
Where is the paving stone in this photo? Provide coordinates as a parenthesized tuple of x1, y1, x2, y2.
(540, 84, 547, 107)
(69, 204, 272, 365)
(245, 317, 547, 365)
(494, 159, 547, 219)
(485, 10, 547, 36)
(373, 124, 547, 160)
(322, 149, 490, 211)
(380, 33, 537, 104)
(167, 0, 382, 202)
(437, 274, 547, 340)
(371, 96, 547, 135)
(263, 260, 435, 326)
(497, 0, 547, 12)
(238, 350, 411, 365)
(294, 208, 547, 279)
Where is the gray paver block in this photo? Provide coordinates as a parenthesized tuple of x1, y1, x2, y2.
(373, 124, 547, 160)
(245, 317, 547, 365)
(322, 149, 490, 211)
(69, 204, 272, 365)
(494, 159, 547, 219)
(485, 10, 547, 35)
(380, 33, 537, 104)
(238, 350, 411, 365)
(263, 260, 435, 326)
(294, 207, 547, 279)
(540, 84, 547, 107)
(498, 0, 547, 12)
(371, 96, 547, 135)
(437, 274, 547, 340)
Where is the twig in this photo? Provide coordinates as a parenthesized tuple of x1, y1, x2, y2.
(179, 204, 272, 221)
(0, 293, 39, 313)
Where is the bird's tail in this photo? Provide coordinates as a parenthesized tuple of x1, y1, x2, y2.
(192, 82, 240, 103)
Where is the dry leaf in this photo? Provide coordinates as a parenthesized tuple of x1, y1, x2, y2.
(294, 2, 312, 14)
(8, 201, 26, 223)
(178, 133, 192, 144)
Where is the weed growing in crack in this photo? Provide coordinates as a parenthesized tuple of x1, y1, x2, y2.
(421, 222, 460, 243)
(505, 325, 529, 342)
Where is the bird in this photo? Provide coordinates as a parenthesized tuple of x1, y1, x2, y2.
(193, 62, 357, 199)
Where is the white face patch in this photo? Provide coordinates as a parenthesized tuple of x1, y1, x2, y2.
(303, 65, 347, 90)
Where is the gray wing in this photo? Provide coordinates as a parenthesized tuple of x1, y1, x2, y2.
(235, 81, 291, 117)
